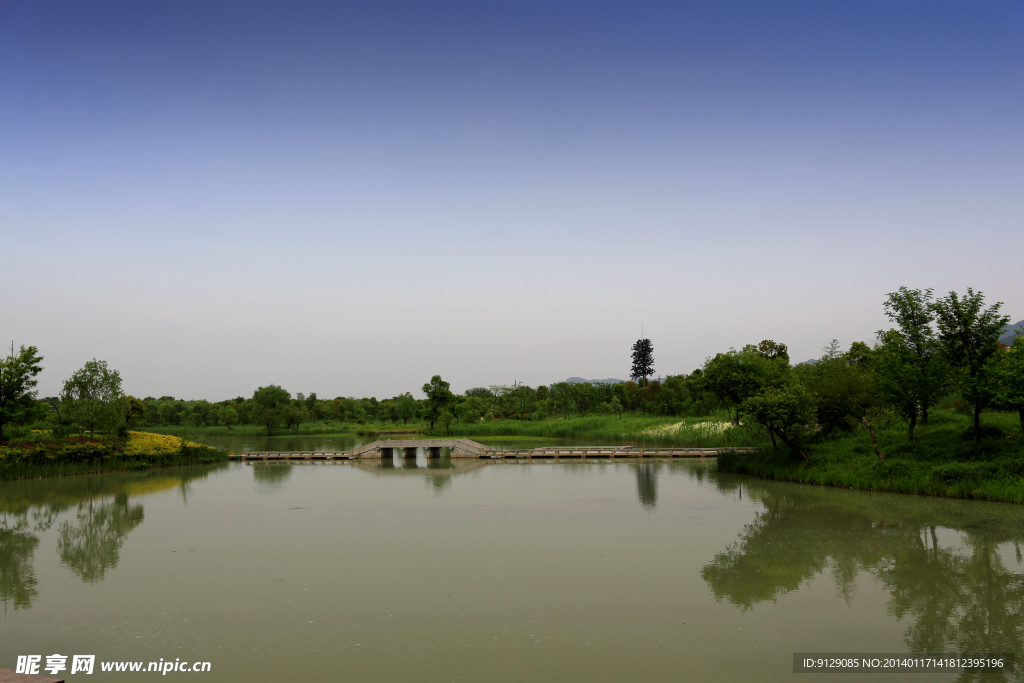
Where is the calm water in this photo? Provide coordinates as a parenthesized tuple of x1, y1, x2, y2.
(2, 460, 1023, 682)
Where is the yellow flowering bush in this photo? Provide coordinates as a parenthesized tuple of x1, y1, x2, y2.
(124, 431, 206, 457)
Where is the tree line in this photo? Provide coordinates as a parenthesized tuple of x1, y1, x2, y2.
(2, 286, 1021, 446)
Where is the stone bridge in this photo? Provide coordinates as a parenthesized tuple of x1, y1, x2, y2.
(351, 438, 493, 459)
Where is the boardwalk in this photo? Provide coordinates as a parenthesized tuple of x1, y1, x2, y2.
(228, 439, 754, 461)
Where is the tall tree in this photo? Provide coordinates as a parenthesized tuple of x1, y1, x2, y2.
(931, 288, 1010, 445)
(252, 385, 291, 436)
(0, 343, 44, 440)
(630, 338, 654, 387)
(61, 359, 123, 438)
(395, 392, 418, 425)
(421, 375, 453, 430)
(881, 287, 945, 423)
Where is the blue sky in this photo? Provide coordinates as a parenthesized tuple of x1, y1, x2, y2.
(3, 0, 1022, 400)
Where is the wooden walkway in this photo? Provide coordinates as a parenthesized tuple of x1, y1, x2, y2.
(229, 445, 754, 461)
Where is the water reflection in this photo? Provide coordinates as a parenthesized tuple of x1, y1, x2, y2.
(350, 459, 488, 495)
(57, 495, 145, 583)
(253, 463, 293, 491)
(0, 529, 39, 611)
(702, 478, 1024, 679)
(0, 465, 224, 610)
(635, 463, 659, 510)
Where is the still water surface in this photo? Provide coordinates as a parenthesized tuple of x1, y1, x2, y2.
(2, 460, 1022, 681)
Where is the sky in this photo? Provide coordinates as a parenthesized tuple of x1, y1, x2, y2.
(2, 0, 1022, 401)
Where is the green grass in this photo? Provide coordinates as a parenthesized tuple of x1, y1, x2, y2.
(441, 413, 768, 447)
(145, 420, 425, 438)
(718, 408, 1024, 504)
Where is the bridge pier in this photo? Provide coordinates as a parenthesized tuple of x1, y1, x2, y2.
(402, 447, 417, 459)
(426, 446, 442, 458)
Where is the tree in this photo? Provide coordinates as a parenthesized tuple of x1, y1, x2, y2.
(219, 405, 238, 430)
(630, 338, 655, 387)
(756, 340, 790, 364)
(0, 344, 44, 440)
(421, 375, 453, 430)
(252, 385, 291, 436)
(395, 392, 418, 425)
(702, 346, 787, 424)
(931, 288, 1010, 445)
(119, 395, 145, 427)
(880, 287, 945, 423)
(875, 330, 923, 442)
(744, 384, 816, 461)
(989, 336, 1024, 440)
(61, 359, 124, 438)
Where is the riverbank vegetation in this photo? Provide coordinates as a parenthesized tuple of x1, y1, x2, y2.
(0, 430, 223, 482)
(3, 285, 1021, 497)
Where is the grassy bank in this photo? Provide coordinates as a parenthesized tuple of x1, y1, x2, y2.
(145, 420, 415, 438)
(718, 409, 1024, 504)
(148, 414, 769, 447)
(0, 431, 226, 482)
(441, 413, 768, 448)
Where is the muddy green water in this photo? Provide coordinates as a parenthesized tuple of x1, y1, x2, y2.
(1, 461, 1022, 682)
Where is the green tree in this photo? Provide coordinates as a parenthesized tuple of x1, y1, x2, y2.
(744, 384, 816, 461)
(931, 288, 1010, 445)
(630, 338, 655, 387)
(803, 340, 875, 436)
(119, 395, 145, 427)
(880, 287, 946, 423)
(0, 344, 44, 440)
(422, 375, 453, 430)
(438, 409, 454, 435)
(61, 359, 124, 438)
(219, 405, 238, 430)
(873, 332, 915, 438)
(703, 346, 786, 424)
(989, 336, 1024, 440)
(756, 340, 790, 364)
(252, 385, 291, 436)
(304, 392, 318, 417)
(395, 392, 418, 425)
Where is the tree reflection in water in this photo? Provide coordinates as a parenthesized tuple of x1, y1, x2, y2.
(635, 463, 659, 511)
(701, 477, 1024, 681)
(253, 464, 292, 492)
(0, 528, 39, 611)
(0, 464, 224, 610)
(57, 493, 145, 583)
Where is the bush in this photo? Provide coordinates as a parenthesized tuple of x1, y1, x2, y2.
(931, 461, 996, 485)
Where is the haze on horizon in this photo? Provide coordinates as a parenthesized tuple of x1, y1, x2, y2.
(2, 0, 1021, 402)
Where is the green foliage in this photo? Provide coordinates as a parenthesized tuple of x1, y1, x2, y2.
(703, 345, 787, 421)
(61, 359, 124, 438)
(252, 385, 291, 436)
(743, 384, 816, 460)
(932, 288, 1011, 444)
(630, 338, 654, 386)
(0, 344, 44, 441)
(421, 375, 453, 429)
(989, 337, 1024, 438)
(718, 407, 1024, 504)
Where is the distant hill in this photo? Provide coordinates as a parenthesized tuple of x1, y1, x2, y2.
(1000, 320, 1024, 345)
(565, 377, 626, 385)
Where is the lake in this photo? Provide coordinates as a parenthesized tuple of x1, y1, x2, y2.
(2, 459, 1022, 681)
